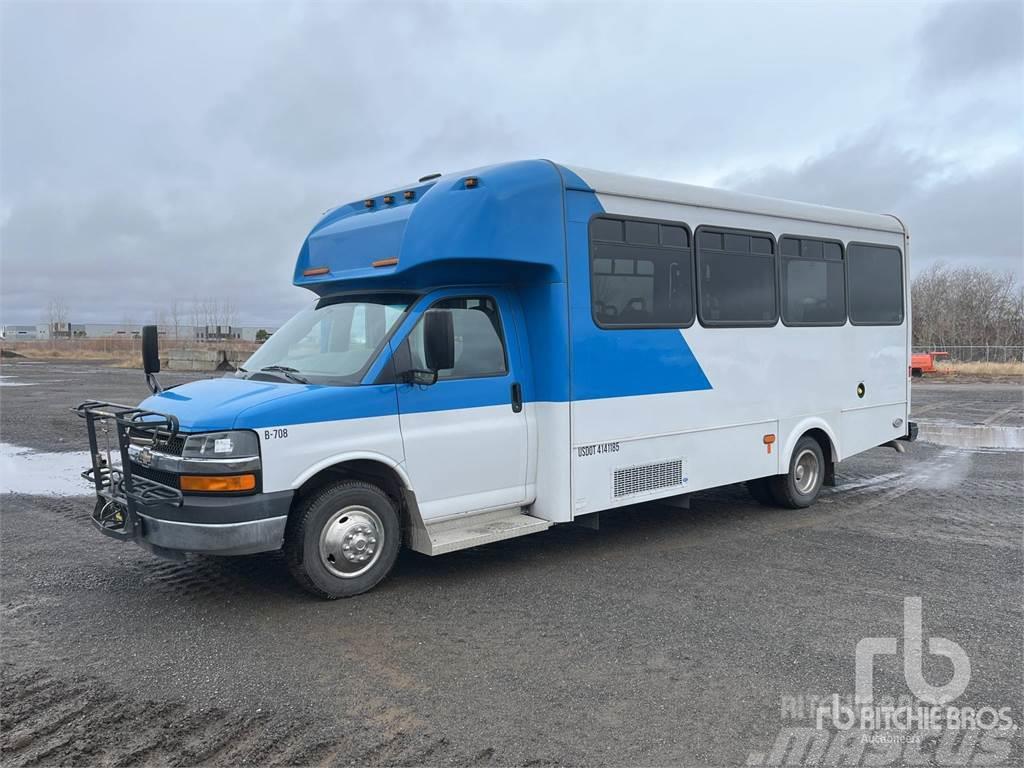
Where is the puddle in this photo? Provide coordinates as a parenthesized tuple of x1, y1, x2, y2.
(0, 443, 93, 495)
(917, 422, 1024, 451)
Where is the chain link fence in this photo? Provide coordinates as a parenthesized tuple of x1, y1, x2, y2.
(912, 345, 1024, 363)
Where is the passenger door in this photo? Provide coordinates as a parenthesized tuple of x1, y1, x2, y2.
(392, 293, 528, 520)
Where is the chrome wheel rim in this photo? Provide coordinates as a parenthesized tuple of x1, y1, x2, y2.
(318, 505, 384, 579)
(793, 448, 820, 495)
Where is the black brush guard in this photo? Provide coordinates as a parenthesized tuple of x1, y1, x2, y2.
(73, 401, 184, 540)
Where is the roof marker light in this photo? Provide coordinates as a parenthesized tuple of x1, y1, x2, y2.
(464, 177, 478, 189)
(303, 267, 330, 277)
(372, 257, 398, 268)
(364, 199, 375, 208)
(403, 190, 415, 200)
(383, 195, 394, 205)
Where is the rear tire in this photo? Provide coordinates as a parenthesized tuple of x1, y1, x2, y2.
(769, 435, 825, 509)
(284, 480, 401, 599)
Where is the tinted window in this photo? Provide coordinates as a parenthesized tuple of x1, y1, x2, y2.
(696, 228, 777, 326)
(408, 296, 507, 378)
(780, 236, 846, 325)
(847, 244, 904, 324)
(590, 216, 694, 327)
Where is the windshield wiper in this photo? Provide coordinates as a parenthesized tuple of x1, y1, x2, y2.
(260, 365, 309, 384)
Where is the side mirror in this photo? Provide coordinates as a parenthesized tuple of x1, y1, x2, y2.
(142, 325, 160, 374)
(423, 309, 455, 372)
(141, 325, 162, 394)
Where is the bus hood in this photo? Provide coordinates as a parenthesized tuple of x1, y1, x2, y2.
(138, 377, 397, 433)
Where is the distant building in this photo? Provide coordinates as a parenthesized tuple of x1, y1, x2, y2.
(2, 322, 275, 341)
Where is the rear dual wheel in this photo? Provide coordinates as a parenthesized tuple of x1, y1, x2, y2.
(745, 435, 825, 509)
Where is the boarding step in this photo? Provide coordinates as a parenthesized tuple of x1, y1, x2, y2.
(410, 507, 552, 556)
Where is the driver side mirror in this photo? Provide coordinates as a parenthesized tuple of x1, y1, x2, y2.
(423, 309, 455, 372)
(142, 325, 160, 375)
(141, 324, 163, 394)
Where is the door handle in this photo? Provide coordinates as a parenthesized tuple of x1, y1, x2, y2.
(510, 382, 523, 413)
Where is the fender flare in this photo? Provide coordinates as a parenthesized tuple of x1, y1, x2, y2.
(289, 451, 412, 491)
(780, 418, 840, 466)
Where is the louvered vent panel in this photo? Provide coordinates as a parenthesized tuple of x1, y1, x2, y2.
(613, 459, 684, 498)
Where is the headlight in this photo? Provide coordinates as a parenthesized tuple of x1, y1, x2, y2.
(182, 431, 260, 459)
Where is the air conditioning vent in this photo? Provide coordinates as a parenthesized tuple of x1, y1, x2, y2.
(613, 458, 685, 499)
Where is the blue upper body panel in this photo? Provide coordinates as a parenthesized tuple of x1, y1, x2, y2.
(295, 159, 569, 293)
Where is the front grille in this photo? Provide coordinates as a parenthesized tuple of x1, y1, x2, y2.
(613, 459, 685, 499)
(129, 428, 186, 456)
(130, 462, 180, 490)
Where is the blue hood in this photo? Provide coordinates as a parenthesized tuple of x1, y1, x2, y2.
(139, 378, 398, 432)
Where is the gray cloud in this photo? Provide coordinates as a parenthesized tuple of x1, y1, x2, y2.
(1, 0, 1021, 326)
(722, 133, 1023, 274)
(916, 0, 1023, 86)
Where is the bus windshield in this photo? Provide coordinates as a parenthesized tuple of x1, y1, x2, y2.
(242, 294, 414, 385)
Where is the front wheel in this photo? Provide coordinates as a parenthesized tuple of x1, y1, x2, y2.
(769, 436, 825, 509)
(284, 480, 401, 599)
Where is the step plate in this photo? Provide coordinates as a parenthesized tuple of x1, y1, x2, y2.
(417, 511, 552, 556)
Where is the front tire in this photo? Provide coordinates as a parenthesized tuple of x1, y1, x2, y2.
(769, 436, 825, 509)
(284, 480, 401, 599)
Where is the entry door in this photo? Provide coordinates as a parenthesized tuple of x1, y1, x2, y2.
(394, 294, 528, 520)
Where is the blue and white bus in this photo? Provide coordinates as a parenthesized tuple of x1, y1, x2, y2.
(77, 160, 916, 598)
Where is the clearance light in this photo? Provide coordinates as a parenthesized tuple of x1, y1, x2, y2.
(763, 434, 776, 454)
(303, 267, 330, 277)
(383, 195, 395, 205)
(403, 190, 415, 200)
(372, 257, 398, 268)
(464, 177, 479, 188)
(364, 199, 375, 208)
(181, 474, 256, 493)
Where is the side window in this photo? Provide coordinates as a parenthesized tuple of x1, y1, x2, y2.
(589, 216, 694, 328)
(696, 228, 777, 326)
(780, 236, 846, 325)
(408, 297, 508, 378)
(847, 243, 904, 325)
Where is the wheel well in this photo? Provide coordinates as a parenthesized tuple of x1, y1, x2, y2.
(801, 428, 835, 463)
(293, 460, 411, 529)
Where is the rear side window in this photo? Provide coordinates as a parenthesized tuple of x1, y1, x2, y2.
(780, 236, 846, 325)
(590, 216, 694, 328)
(847, 244, 904, 325)
(407, 296, 508, 378)
(696, 228, 777, 326)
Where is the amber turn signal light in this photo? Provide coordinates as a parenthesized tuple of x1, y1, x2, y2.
(180, 474, 256, 493)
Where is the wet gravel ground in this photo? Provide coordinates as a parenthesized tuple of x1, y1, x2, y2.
(2, 360, 1022, 766)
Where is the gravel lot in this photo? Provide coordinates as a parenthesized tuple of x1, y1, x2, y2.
(2, 361, 1022, 766)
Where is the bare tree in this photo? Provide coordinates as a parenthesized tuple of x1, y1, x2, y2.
(169, 300, 183, 340)
(912, 265, 1024, 354)
(45, 297, 70, 344)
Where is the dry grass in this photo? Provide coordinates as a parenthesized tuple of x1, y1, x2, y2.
(934, 360, 1024, 377)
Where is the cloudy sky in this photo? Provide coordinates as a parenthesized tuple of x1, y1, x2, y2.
(1, 0, 1021, 326)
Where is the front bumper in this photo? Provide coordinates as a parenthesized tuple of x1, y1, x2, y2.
(138, 493, 293, 555)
